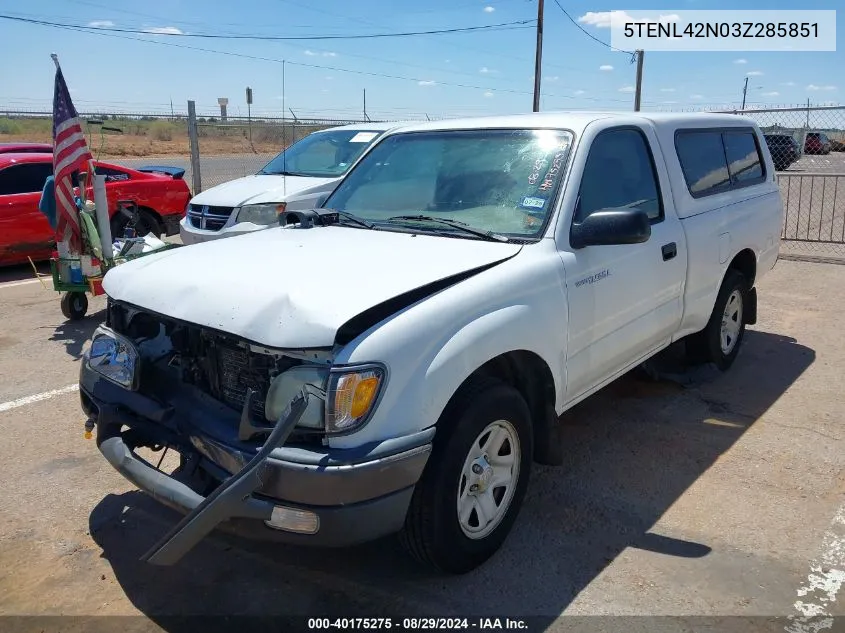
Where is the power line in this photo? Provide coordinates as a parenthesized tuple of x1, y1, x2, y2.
(0, 14, 535, 41)
(13, 16, 640, 105)
(551, 1, 635, 57)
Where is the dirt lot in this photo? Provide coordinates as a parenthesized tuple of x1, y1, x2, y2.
(0, 258, 843, 632)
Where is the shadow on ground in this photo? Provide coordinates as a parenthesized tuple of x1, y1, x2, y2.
(0, 261, 50, 285)
(88, 330, 815, 630)
(48, 308, 106, 358)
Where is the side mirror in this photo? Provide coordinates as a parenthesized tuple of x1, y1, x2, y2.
(570, 208, 651, 249)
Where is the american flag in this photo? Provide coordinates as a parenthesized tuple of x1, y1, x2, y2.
(52, 63, 93, 253)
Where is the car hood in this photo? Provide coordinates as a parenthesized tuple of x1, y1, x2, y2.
(103, 226, 522, 348)
(189, 174, 336, 207)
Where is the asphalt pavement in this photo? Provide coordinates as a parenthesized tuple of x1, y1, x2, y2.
(0, 258, 843, 632)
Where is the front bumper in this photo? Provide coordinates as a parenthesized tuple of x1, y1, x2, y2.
(80, 362, 433, 564)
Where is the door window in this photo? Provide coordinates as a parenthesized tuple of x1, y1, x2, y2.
(574, 128, 663, 224)
(0, 163, 54, 195)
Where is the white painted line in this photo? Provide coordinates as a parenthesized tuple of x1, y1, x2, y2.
(0, 384, 79, 413)
(785, 504, 845, 632)
(0, 278, 43, 290)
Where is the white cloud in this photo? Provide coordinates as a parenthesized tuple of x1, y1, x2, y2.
(690, 94, 704, 99)
(734, 58, 747, 64)
(662, 101, 678, 104)
(807, 84, 837, 91)
(574, 90, 586, 96)
(305, 50, 336, 57)
(324, 76, 333, 81)
(660, 88, 676, 93)
(599, 65, 614, 71)
(618, 85, 635, 93)
(483, 6, 495, 12)
(484, 91, 494, 98)
(479, 66, 498, 74)
(781, 81, 796, 87)
(142, 26, 183, 35)
(578, 10, 679, 28)
(546, 75, 560, 82)
(762, 91, 780, 97)
(88, 20, 115, 27)
(746, 70, 764, 76)
(323, 51, 337, 57)
(418, 80, 437, 87)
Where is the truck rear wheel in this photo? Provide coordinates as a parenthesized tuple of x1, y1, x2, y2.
(399, 376, 533, 574)
(687, 269, 748, 370)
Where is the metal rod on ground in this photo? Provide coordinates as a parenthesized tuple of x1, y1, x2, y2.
(634, 50, 644, 112)
(532, 0, 544, 112)
(187, 100, 202, 195)
(741, 77, 749, 110)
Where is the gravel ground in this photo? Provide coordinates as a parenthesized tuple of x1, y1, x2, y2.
(0, 258, 842, 633)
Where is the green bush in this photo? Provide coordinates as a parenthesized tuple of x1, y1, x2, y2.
(0, 118, 24, 135)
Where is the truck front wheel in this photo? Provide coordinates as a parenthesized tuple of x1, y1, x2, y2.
(399, 376, 533, 574)
(688, 269, 748, 370)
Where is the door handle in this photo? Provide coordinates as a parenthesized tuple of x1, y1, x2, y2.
(661, 242, 677, 261)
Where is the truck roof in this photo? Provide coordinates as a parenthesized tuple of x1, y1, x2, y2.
(385, 111, 758, 135)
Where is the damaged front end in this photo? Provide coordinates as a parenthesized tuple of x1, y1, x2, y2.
(80, 299, 430, 564)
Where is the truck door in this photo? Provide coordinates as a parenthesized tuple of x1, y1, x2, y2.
(560, 125, 686, 402)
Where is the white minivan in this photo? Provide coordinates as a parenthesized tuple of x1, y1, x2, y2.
(179, 121, 400, 245)
(84, 111, 783, 574)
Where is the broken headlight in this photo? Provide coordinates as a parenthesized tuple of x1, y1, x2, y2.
(264, 363, 386, 435)
(265, 365, 329, 429)
(86, 326, 139, 390)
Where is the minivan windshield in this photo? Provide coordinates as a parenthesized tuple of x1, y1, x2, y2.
(323, 129, 573, 240)
(259, 129, 384, 178)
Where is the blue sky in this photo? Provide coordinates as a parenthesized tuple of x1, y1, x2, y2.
(0, 0, 842, 119)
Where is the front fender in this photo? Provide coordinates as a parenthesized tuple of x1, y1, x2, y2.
(329, 244, 569, 450)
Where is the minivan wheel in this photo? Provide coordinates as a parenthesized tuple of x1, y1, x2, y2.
(687, 269, 748, 371)
(399, 376, 532, 574)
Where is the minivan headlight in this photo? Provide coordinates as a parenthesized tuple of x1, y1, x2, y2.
(236, 202, 286, 225)
(325, 365, 385, 434)
(86, 326, 139, 390)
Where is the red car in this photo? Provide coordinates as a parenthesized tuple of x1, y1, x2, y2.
(0, 152, 191, 266)
(0, 142, 54, 154)
(804, 132, 832, 155)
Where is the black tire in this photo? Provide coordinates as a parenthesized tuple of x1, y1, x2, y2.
(111, 208, 162, 239)
(399, 375, 533, 574)
(686, 269, 748, 371)
(61, 292, 88, 321)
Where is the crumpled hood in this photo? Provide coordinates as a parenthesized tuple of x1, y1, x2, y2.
(188, 174, 336, 207)
(103, 226, 522, 348)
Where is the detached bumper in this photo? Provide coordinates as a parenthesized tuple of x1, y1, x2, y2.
(80, 363, 432, 564)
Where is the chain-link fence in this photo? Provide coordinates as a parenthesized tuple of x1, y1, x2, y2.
(715, 106, 845, 261)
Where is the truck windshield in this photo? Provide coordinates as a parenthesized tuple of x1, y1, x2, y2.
(259, 129, 384, 178)
(323, 129, 573, 240)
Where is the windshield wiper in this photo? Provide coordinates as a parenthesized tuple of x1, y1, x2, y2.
(326, 209, 375, 229)
(382, 215, 509, 242)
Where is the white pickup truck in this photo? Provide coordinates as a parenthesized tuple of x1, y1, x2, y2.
(80, 111, 782, 574)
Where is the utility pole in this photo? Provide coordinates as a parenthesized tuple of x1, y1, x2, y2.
(633, 50, 644, 111)
(806, 98, 811, 128)
(741, 77, 748, 110)
(363, 89, 369, 121)
(532, 0, 544, 112)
